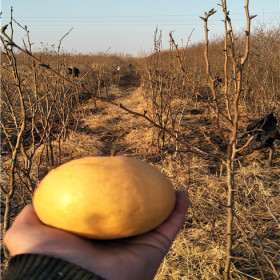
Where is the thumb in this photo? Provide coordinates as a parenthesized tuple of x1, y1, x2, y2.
(4, 205, 41, 247)
(10, 204, 41, 226)
(154, 190, 189, 242)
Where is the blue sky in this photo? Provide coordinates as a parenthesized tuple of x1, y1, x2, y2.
(1, 0, 279, 56)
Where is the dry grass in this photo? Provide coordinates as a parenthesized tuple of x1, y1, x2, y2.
(1, 79, 280, 279)
(1, 24, 280, 279)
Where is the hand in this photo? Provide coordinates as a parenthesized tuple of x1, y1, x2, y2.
(4, 190, 189, 280)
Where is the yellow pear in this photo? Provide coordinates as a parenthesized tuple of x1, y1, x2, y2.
(33, 156, 175, 239)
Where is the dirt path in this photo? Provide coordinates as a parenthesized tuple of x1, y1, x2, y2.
(61, 85, 156, 162)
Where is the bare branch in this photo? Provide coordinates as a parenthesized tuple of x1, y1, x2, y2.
(169, 32, 232, 127)
(0, 30, 225, 161)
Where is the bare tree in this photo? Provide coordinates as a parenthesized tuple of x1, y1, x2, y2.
(169, 1, 257, 278)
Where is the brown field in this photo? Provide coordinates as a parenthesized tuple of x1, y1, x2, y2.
(1, 11, 280, 280)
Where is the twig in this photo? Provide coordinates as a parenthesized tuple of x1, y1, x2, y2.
(119, 103, 224, 159)
(200, 128, 220, 152)
(58, 27, 74, 53)
(200, 8, 226, 142)
(235, 135, 254, 153)
(219, 1, 232, 121)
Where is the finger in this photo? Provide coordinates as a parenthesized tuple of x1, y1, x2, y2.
(154, 190, 189, 242)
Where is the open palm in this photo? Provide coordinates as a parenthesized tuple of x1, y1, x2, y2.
(4, 190, 189, 280)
